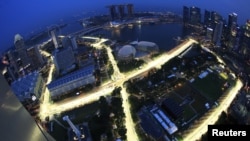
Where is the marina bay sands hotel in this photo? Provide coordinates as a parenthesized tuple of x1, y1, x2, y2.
(107, 4, 134, 20)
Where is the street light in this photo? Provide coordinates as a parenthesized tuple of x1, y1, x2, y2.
(31, 95, 37, 101)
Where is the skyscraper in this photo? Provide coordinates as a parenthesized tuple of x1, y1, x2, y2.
(206, 27, 213, 41)
(5, 50, 19, 80)
(14, 34, 31, 72)
(212, 21, 223, 47)
(70, 36, 78, 50)
(50, 30, 59, 49)
(0, 73, 55, 141)
(183, 6, 189, 25)
(27, 45, 45, 70)
(227, 13, 238, 50)
(52, 46, 76, 75)
(189, 6, 201, 25)
(239, 20, 250, 56)
(62, 36, 78, 50)
(204, 10, 211, 26)
(127, 4, 134, 18)
(118, 5, 125, 20)
(211, 11, 223, 24)
(244, 19, 250, 37)
(228, 13, 238, 29)
(108, 5, 117, 21)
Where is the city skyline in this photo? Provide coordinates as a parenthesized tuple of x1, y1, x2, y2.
(1, 0, 250, 53)
(0, 1, 250, 140)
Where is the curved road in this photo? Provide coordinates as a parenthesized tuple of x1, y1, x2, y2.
(39, 37, 203, 141)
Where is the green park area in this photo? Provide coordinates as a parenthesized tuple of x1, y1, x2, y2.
(50, 91, 126, 141)
(191, 72, 227, 102)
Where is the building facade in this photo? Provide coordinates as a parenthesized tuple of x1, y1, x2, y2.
(189, 6, 201, 25)
(183, 6, 189, 25)
(212, 21, 223, 47)
(14, 34, 31, 69)
(0, 73, 55, 141)
(27, 45, 45, 70)
(52, 46, 76, 75)
(50, 30, 59, 49)
(127, 4, 134, 18)
(47, 65, 96, 100)
(239, 20, 250, 56)
(204, 10, 211, 26)
(11, 71, 45, 102)
(118, 5, 125, 20)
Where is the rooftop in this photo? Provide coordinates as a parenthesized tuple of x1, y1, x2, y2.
(14, 34, 23, 44)
(47, 65, 95, 89)
(11, 71, 40, 101)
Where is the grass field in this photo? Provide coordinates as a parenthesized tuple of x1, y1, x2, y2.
(191, 72, 226, 102)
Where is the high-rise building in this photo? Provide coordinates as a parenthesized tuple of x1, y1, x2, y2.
(211, 11, 223, 24)
(183, 6, 189, 25)
(62, 36, 78, 50)
(27, 45, 45, 70)
(108, 5, 117, 21)
(52, 46, 76, 75)
(6, 50, 19, 80)
(14, 34, 31, 72)
(204, 10, 211, 26)
(50, 30, 59, 49)
(228, 13, 238, 29)
(212, 21, 223, 47)
(107, 4, 134, 20)
(244, 19, 250, 37)
(11, 71, 45, 102)
(0, 73, 55, 141)
(118, 5, 125, 20)
(189, 6, 201, 25)
(239, 20, 250, 56)
(206, 27, 213, 41)
(127, 4, 134, 18)
(226, 13, 238, 48)
(62, 36, 72, 48)
(70, 36, 78, 50)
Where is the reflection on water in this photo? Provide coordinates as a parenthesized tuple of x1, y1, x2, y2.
(93, 23, 186, 51)
(111, 27, 121, 37)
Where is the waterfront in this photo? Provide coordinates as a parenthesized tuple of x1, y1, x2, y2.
(26, 22, 185, 52)
(1, 0, 250, 53)
(91, 23, 184, 51)
(1, 1, 250, 140)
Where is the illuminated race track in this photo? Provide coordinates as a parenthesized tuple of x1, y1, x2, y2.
(183, 79, 243, 141)
(39, 38, 204, 141)
(182, 45, 244, 141)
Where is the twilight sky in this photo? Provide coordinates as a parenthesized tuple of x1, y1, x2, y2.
(0, 0, 250, 53)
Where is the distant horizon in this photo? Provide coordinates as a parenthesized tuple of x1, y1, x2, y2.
(1, 0, 250, 54)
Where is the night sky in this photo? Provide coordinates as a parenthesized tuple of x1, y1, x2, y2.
(1, 0, 250, 53)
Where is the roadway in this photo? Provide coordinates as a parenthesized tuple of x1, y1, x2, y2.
(90, 36, 197, 141)
(183, 79, 243, 141)
(39, 58, 55, 120)
(40, 37, 224, 141)
(182, 44, 244, 141)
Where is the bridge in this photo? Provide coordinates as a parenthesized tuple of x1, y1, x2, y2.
(68, 26, 103, 37)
